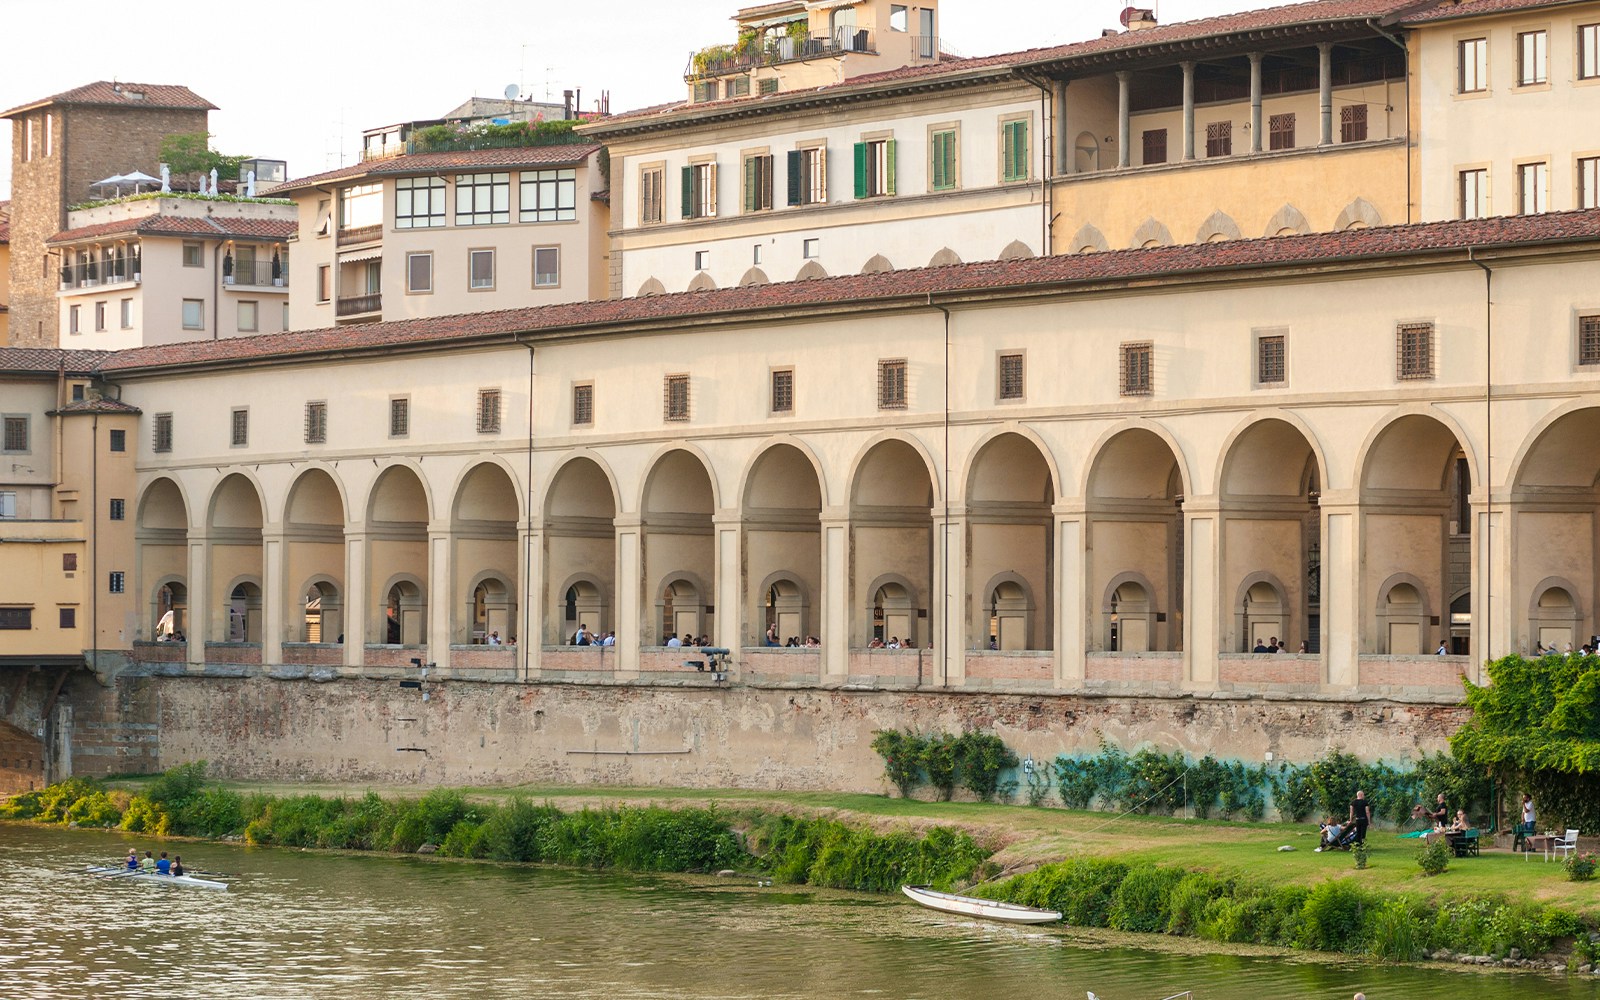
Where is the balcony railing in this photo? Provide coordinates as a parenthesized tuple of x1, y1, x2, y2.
(337, 223, 383, 246)
(336, 292, 381, 317)
(225, 259, 288, 287)
(59, 261, 139, 289)
(687, 28, 876, 80)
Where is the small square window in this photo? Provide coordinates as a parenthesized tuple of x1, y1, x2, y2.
(237, 300, 259, 332)
(181, 242, 204, 267)
(72, 384, 85, 402)
(181, 299, 204, 330)
(59, 607, 76, 629)
(694, 249, 710, 271)
(802, 238, 819, 259)
(1257, 333, 1286, 385)
(771, 368, 794, 414)
(1578, 315, 1600, 367)
(3, 416, 29, 453)
(469, 249, 496, 290)
(533, 246, 560, 287)
(477, 388, 502, 434)
(664, 374, 690, 422)
(877, 359, 907, 409)
(153, 413, 174, 453)
(108, 571, 125, 594)
(63, 553, 77, 571)
(389, 397, 410, 438)
(406, 252, 433, 293)
(305, 401, 328, 444)
(108, 429, 126, 452)
(1120, 342, 1153, 396)
(1397, 322, 1435, 381)
(109, 498, 126, 521)
(997, 353, 1024, 400)
(573, 383, 594, 426)
(759, 78, 779, 95)
(231, 408, 249, 447)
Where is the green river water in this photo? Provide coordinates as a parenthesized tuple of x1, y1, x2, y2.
(1, 823, 1592, 1000)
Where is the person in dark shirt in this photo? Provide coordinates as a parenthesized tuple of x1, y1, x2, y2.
(1348, 790, 1372, 844)
(1429, 793, 1449, 829)
(171, 855, 185, 877)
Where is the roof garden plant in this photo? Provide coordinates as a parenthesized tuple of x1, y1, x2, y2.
(408, 117, 586, 154)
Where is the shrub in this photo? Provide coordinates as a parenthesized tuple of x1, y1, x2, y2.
(1165, 872, 1225, 936)
(0, 789, 45, 819)
(956, 732, 1018, 803)
(1024, 766, 1052, 807)
(1108, 865, 1184, 933)
(1299, 880, 1372, 953)
(1186, 755, 1226, 819)
(476, 797, 561, 862)
(1309, 750, 1365, 819)
(1563, 851, 1596, 882)
(921, 734, 961, 801)
(439, 819, 486, 858)
(65, 790, 122, 828)
(1365, 899, 1424, 962)
(1053, 755, 1098, 810)
(1124, 747, 1186, 815)
(1417, 838, 1450, 876)
(1431, 899, 1494, 954)
(119, 796, 169, 835)
(1273, 763, 1316, 822)
(387, 788, 470, 852)
(870, 729, 926, 799)
(1351, 840, 1369, 870)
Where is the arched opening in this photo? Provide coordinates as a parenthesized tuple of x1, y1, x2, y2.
(284, 469, 345, 646)
(967, 433, 1054, 650)
(153, 580, 188, 641)
(137, 477, 189, 642)
(1239, 579, 1287, 652)
(207, 474, 264, 643)
(1359, 415, 1469, 654)
(743, 444, 822, 647)
(642, 450, 716, 645)
(383, 578, 426, 645)
(1075, 131, 1100, 173)
(1218, 419, 1323, 654)
(986, 579, 1033, 650)
(561, 578, 606, 643)
(545, 458, 616, 645)
(1448, 591, 1472, 655)
(367, 466, 430, 645)
(1530, 583, 1581, 653)
(1086, 429, 1184, 652)
(1509, 407, 1600, 656)
(452, 463, 519, 644)
(302, 580, 341, 643)
(226, 581, 263, 643)
(851, 440, 934, 647)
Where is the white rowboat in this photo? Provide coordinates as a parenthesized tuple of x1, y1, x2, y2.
(86, 865, 229, 891)
(901, 884, 1061, 924)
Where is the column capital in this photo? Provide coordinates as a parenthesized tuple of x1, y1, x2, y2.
(1180, 59, 1197, 73)
(1115, 69, 1131, 82)
(1247, 50, 1264, 65)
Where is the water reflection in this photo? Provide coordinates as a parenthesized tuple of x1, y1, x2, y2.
(0, 824, 1587, 1000)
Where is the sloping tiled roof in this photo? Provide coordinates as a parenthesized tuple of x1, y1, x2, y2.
(270, 144, 604, 196)
(49, 215, 296, 245)
(1397, 0, 1589, 22)
(1, 81, 215, 119)
(97, 209, 1600, 375)
(53, 397, 142, 415)
(0, 348, 112, 374)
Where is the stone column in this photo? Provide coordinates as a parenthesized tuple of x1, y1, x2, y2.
(1181, 61, 1197, 161)
(261, 525, 286, 666)
(1182, 495, 1221, 688)
(520, 523, 541, 680)
(427, 526, 452, 671)
(1318, 43, 1334, 146)
(185, 531, 210, 669)
(343, 527, 366, 669)
(713, 509, 743, 672)
(932, 507, 968, 686)
(1248, 52, 1264, 154)
(1319, 493, 1361, 689)
(614, 514, 643, 676)
(1055, 503, 1088, 686)
(820, 509, 850, 681)
(1116, 71, 1132, 169)
(1472, 496, 1511, 682)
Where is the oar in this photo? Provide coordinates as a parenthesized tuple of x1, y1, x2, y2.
(92, 867, 140, 880)
(183, 868, 238, 878)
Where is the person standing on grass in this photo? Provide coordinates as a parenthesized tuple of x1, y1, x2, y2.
(1348, 789, 1372, 845)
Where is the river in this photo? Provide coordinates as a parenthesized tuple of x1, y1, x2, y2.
(0, 823, 1589, 1000)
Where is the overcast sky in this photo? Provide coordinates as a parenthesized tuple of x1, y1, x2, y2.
(1, 0, 1263, 199)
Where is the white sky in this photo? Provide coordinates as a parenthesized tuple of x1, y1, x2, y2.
(0, 0, 1264, 200)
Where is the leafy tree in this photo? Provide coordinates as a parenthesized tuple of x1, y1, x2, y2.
(159, 131, 251, 186)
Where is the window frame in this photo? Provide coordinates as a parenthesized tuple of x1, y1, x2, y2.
(532, 246, 561, 288)
(108, 571, 125, 595)
(1458, 166, 1490, 219)
(339, 182, 383, 231)
(1459, 36, 1489, 94)
(316, 265, 331, 303)
(997, 351, 1025, 402)
(1142, 127, 1168, 166)
(2, 415, 29, 454)
(304, 401, 328, 445)
(1340, 104, 1369, 143)
(1254, 328, 1288, 387)
(0, 606, 32, 629)
(1576, 313, 1600, 368)
(1205, 120, 1233, 158)
(742, 151, 775, 213)
(1517, 159, 1549, 215)
(877, 358, 908, 410)
(519, 168, 578, 223)
(1580, 155, 1600, 210)
(389, 395, 410, 439)
(1396, 321, 1437, 381)
(683, 160, 718, 220)
(237, 299, 259, 333)
(572, 382, 595, 427)
(454, 172, 511, 226)
(1268, 112, 1296, 151)
(406, 251, 434, 294)
(59, 607, 76, 630)
(1517, 28, 1549, 87)
(109, 498, 126, 521)
(1581, 22, 1600, 80)
(663, 373, 691, 422)
(394, 176, 447, 229)
(94, 301, 107, 332)
(181, 298, 205, 330)
(929, 123, 960, 191)
(999, 116, 1031, 183)
(181, 241, 204, 268)
(153, 413, 174, 454)
(230, 407, 249, 448)
(468, 248, 496, 291)
(69, 304, 81, 336)
(120, 297, 134, 329)
(476, 388, 503, 434)
(108, 429, 126, 453)
(1120, 342, 1154, 397)
(854, 134, 896, 199)
(770, 367, 795, 415)
(788, 142, 828, 206)
(639, 163, 666, 225)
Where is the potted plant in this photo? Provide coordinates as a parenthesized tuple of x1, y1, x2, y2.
(223, 249, 234, 284)
(271, 249, 283, 286)
(131, 246, 141, 283)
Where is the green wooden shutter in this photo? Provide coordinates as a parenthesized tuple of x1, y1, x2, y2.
(853, 142, 868, 199)
(743, 156, 757, 213)
(787, 150, 803, 205)
(681, 166, 695, 218)
(1004, 121, 1029, 182)
(931, 132, 947, 189)
(885, 139, 897, 196)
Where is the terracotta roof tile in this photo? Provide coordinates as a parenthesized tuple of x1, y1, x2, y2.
(49, 215, 295, 245)
(270, 145, 604, 196)
(0, 347, 113, 374)
(1, 81, 215, 118)
(1397, 0, 1585, 22)
(53, 397, 142, 415)
(96, 209, 1600, 374)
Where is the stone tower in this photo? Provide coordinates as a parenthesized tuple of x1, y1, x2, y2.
(2, 82, 214, 347)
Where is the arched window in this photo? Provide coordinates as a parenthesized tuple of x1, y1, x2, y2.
(872, 582, 915, 645)
(987, 581, 1031, 650)
(227, 582, 263, 643)
(304, 581, 342, 643)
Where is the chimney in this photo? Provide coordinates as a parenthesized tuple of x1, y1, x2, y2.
(1124, 8, 1158, 31)
(563, 89, 574, 120)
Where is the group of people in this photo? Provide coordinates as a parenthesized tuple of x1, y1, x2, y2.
(762, 625, 821, 647)
(482, 631, 516, 646)
(1251, 636, 1308, 653)
(865, 636, 918, 649)
(570, 625, 617, 646)
(124, 849, 185, 877)
(1533, 639, 1596, 656)
(1315, 790, 1373, 851)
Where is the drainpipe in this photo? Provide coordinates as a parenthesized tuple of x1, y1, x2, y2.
(1368, 19, 1413, 223)
(1016, 70, 1056, 256)
(929, 294, 951, 688)
(1468, 247, 1493, 668)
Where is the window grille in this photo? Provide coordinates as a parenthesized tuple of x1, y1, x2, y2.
(727, 76, 751, 98)
(230, 408, 248, 447)
(759, 78, 779, 95)
(60, 607, 76, 629)
(477, 388, 502, 434)
(1579, 316, 1600, 366)
(109, 430, 126, 452)
(998, 353, 1024, 400)
(395, 176, 447, 229)
(389, 397, 410, 437)
(1340, 104, 1368, 143)
(154, 413, 174, 453)
(454, 172, 510, 225)
(1397, 322, 1435, 381)
(1268, 113, 1296, 151)
(2, 416, 27, 452)
(1120, 342, 1153, 396)
(771, 369, 794, 413)
(664, 374, 690, 421)
(878, 359, 908, 409)
(573, 383, 594, 426)
(1257, 335, 1286, 384)
(1205, 121, 1232, 158)
(519, 169, 577, 223)
(109, 498, 126, 521)
(108, 571, 125, 594)
(305, 401, 328, 444)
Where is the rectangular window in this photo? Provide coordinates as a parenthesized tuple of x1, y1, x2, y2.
(120, 298, 133, 328)
(752, 244, 762, 265)
(771, 368, 794, 414)
(1459, 168, 1489, 219)
(533, 247, 560, 287)
(1582, 23, 1600, 79)
(406, 252, 433, 293)
(22, 117, 31, 161)
(0, 607, 31, 629)
(94, 301, 107, 331)
(230, 408, 248, 447)
(1397, 322, 1436, 380)
(743, 154, 774, 213)
(305, 401, 327, 444)
(108, 571, 125, 594)
(878, 359, 907, 410)
(455, 172, 511, 225)
(1460, 37, 1488, 92)
(930, 129, 958, 190)
(109, 498, 126, 521)
(1341, 104, 1369, 143)
(72, 384, 85, 402)
(62, 552, 76, 571)
(69, 305, 81, 335)
(519, 168, 577, 223)
(1257, 333, 1286, 384)
(997, 352, 1025, 401)
(1518, 29, 1548, 85)
(1001, 119, 1029, 182)
(237, 300, 259, 332)
(44, 113, 51, 156)
(694, 249, 710, 271)
(1142, 128, 1167, 166)
(1577, 314, 1600, 366)
(395, 176, 447, 228)
(640, 166, 665, 224)
(802, 238, 819, 259)
(317, 265, 331, 302)
(681, 162, 717, 219)
(1120, 342, 1153, 396)
(339, 183, 383, 230)
(727, 76, 750, 98)
(1269, 113, 1296, 151)
(60, 607, 75, 629)
(182, 242, 204, 267)
(1581, 156, 1600, 210)
(1205, 121, 1233, 158)
(664, 374, 690, 422)
(853, 138, 896, 198)
(759, 77, 779, 95)
(181, 299, 204, 330)
(153, 413, 173, 453)
(1518, 161, 1548, 214)
(787, 145, 827, 206)
(389, 396, 410, 438)
(572, 383, 594, 426)
(693, 80, 719, 103)
(3, 416, 28, 453)
(477, 388, 502, 434)
(469, 249, 495, 290)
(108, 429, 126, 452)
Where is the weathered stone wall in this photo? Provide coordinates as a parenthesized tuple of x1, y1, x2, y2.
(58, 672, 1470, 792)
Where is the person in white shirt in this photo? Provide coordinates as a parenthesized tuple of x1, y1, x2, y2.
(666, 634, 682, 647)
(1436, 642, 1448, 655)
(487, 631, 502, 645)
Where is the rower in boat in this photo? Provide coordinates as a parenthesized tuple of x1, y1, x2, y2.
(156, 851, 172, 875)
(125, 849, 139, 871)
(171, 855, 185, 877)
(139, 851, 157, 873)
